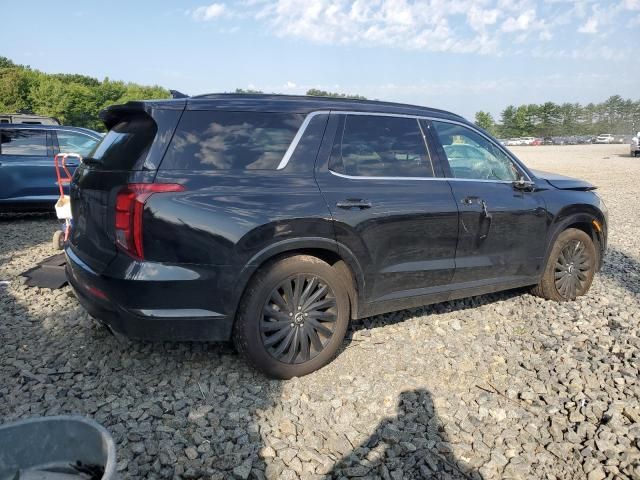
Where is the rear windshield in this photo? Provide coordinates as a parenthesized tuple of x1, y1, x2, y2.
(86, 116, 156, 170)
(160, 111, 304, 170)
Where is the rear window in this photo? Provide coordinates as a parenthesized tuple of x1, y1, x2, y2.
(86, 116, 156, 170)
(160, 111, 304, 170)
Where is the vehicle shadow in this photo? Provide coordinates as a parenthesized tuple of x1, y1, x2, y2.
(344, 287, 526, 342)
(330, 388, 481, 480)
(599, 248, 640, 296)
(0, 280, 285, 479)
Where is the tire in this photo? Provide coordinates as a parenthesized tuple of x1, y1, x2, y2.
(52, 230, 64, 250)
(531, 228, 597, 301)
(233, 255, 350, 379)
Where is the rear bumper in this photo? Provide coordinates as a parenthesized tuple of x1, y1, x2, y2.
(65, 247, 234, 341)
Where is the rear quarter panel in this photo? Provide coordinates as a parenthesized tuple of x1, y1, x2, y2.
(147, 170, 337, 315)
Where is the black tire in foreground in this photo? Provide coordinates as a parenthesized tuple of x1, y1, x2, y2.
(532, 228, 597, 301)
(233, 255, 350, 379)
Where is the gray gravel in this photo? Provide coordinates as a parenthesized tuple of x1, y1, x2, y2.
(1, 144, 639, 479)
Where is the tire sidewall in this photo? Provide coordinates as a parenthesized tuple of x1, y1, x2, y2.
(235, 256, 350, 379)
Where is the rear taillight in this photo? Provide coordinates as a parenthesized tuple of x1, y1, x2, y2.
(114, 183, 185, 260)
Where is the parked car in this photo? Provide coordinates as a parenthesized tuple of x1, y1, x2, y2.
(505, 138, 522, 146)
(631, 133, 640, 157)
(65, 94, 608, 378)
(520, 137, 535, 145)
(0, 124, 102, 211)
(595, 134, 614, 144)
(0, 113, 59, 125)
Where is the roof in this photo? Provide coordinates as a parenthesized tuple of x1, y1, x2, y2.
(0, 124, 102, 137)
(119, 93, 466, 122)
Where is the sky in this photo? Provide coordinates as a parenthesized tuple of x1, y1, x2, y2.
(1, 0, 638, 119)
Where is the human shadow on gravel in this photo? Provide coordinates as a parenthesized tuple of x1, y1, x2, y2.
(331, 389, 481, 480)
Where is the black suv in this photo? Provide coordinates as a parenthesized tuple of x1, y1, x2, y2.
(66, 94, 607, 378)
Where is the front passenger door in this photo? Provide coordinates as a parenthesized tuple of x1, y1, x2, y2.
(430, 120, 548, 286)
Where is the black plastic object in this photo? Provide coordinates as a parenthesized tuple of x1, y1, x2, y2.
(20, 254, 67, 289)
(0, 416, 117, 479)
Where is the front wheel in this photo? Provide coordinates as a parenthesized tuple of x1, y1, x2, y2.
(532, 228, 597, 301)
(233, 255, 350, 379)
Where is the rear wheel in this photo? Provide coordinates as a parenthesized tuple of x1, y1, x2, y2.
(233, 255, 350, 379)
(532, 228, 597, 301)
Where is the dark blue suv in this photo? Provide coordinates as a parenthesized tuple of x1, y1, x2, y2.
(0, 124, 102, 211)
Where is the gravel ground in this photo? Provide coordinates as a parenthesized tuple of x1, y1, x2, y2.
(1, 144, 638, 480)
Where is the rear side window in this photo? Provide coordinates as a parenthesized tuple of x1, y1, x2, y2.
(329, 115, 434, 177)
(87, 116, 156, 170)
(0, 129, 47, 156)
(161, 111, 304, 170)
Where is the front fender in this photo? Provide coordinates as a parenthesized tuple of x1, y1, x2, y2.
(544, 204, 607, 270)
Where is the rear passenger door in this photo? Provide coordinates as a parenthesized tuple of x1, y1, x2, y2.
(0, 128, 55, 203)
(315, 113, 459, 307)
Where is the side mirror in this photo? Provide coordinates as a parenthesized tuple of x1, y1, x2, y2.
(513, 177, 535, 191)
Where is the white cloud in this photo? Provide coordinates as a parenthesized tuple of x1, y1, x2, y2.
(578, 17, 598, 33)
(501, 9, 537, 32)
(183, 0, 631, 61)
(190, 3, 226, 21)
(621, 0, 640, 10)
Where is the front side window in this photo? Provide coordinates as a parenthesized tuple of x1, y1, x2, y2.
(0, 129, 47, 156)
(330, 115, 433, 178)
(56, 131, 99, 157)
(161, 111, 304, 170)
(432, 121, 519, 181)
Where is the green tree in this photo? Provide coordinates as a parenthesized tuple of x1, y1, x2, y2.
(499, 105, 518, 137)
(306, 88, 367, 100)
(474, 111, 497, 135)
(234, 88, 264, 94)
(537, 102, 560, 137)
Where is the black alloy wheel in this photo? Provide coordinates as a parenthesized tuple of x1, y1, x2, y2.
(233, 255, 350, 379)
(260, 274, 337, 364)
(554, 239, 591, 299)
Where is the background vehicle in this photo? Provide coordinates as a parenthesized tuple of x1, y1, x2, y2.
(0, 124, 101, 211)
(595, 134, 614, 144)
(631, 133, 640, 157)
(520, 137, 535, 145)
(0, 113, 59, 125)
(66, 94, 608, 378)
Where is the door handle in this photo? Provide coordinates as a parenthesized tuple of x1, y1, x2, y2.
(461, 196, 481, 205)
(336, 199, 372, 210)
(479, 200, 493, 241)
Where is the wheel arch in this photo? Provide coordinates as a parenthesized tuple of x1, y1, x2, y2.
(545, 206, 606, 271)
(229, 237, 365, 324)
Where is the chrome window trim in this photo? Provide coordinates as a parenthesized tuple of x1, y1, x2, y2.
(329, 170, 516, 184)
(276, 110, 331, 170)
(277, 110, 532, 183)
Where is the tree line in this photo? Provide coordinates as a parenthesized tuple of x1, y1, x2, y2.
(2, 56, 637, 137)
(0, 56, 170, 131)
(475, 97, 640, 139)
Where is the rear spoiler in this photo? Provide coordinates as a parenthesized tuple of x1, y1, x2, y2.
(99, 100, 186, 130)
